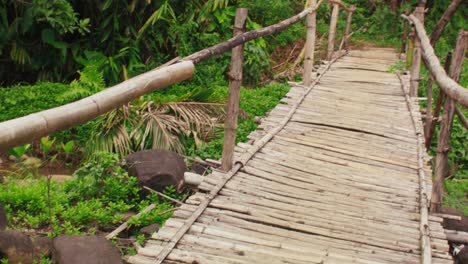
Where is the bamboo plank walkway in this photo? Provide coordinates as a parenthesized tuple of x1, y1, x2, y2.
(128, 48, 452, 264)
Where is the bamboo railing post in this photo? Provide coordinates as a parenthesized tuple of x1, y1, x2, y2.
(409, 7, 425, 97)
(431, 30, 467, 213)
(221, 8, 248, 172)
(342, 5, 356, 50)
(327, 0, 340, 61)
(303, 0, 317, 86)
(401, 9, 410, 56)
(425, 51, 452, 149)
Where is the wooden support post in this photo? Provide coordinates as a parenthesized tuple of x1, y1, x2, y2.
(342, 5, 356, 50)
(425, 75, 433, 138)
(409, 7, 425, 97)
(425, 51, 452, 149)
(327, 0, 340, 61)
(431, 30, 467, 213)
(401, 10, 410, 55)
(303, 0, 317, 86)
(221, 8, 248, 172)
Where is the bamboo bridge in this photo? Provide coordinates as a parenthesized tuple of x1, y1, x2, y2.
(127, 48, 453, 264)
(1, 1, 467, 263)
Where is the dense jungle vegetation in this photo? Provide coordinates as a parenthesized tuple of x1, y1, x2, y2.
(0, 0, 466, 259)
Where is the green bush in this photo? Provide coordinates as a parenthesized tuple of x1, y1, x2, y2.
(0, 152, 175, 235)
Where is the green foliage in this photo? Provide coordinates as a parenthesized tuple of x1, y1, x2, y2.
(7, 144, 31, 159)
(40, 137, 56, 156)
(0, 152, 174, 235)
(61, 140, 75, 156)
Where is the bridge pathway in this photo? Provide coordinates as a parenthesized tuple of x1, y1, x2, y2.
(129, 48, 452, 264)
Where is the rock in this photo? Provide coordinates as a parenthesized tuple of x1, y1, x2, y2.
(441, 206, 468, 233)
(455, 245, 468, 264)
(139, 224, 160, 237)
(31, 236, 53, 258)
(48, 174, 73, 183)
(0, 204, 7, 230)
(125, 150, 186, 192)
(0, 230, 36, 264)
(53, 235, 123, 264)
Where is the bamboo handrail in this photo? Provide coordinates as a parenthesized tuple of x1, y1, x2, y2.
(401, 14, 468, 107)
(0, 62, 195, 151)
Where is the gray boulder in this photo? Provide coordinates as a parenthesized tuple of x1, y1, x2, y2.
(0, 230, 36, 264)
(125, 150, 186, 192)
(53, 235, 123, 264)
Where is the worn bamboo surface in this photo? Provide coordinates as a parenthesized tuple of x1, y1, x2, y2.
(128, 48, 451, 264)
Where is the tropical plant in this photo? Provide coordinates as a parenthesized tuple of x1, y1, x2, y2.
(85, 100, 225, 158)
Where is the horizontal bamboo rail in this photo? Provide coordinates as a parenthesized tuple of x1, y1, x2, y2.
(0, 0, 347, 152)
(0, 62, 195, 151)
(402, 14, 468, 107)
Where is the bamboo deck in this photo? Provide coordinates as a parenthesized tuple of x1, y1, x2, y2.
(128, 48, 452, 264)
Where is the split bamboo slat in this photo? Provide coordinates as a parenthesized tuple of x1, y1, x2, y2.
(128, 49, 451, 264)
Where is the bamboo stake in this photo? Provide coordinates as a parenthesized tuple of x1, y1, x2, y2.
(455, 106, 468, 130)
(430, 0, 463, 47)
(221, 9, 248, 172)
(0, 61, 194, 151)
(303, 0, 317, 86)
(401, 15, 468, 107)
(326, 0, 340, 61)
(431, 30, 467, 213)
(425, 51, 452, 149)
(341, 5, 356, 50)
(396, 73, 432, 264)
(401, 10, 410, 54)
(409, 7, 425, 97)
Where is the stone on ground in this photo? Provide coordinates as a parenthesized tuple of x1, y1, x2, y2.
(0, 230, 36, 264)
(125, 150, 186, 192)
(53, 235, 122, 264)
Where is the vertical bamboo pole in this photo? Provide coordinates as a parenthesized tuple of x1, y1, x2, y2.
(327, 0, 340, 61)
(221, 9, 248, 172)
(425, 51, 452, 149)
(431, 31, 467, 213)
(303, 0, 317, 86)
(409, 7, 425, 97)
(401, 10, 410, 54)
(425, 78, 433, 137)
(342, 5, 356, 50)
